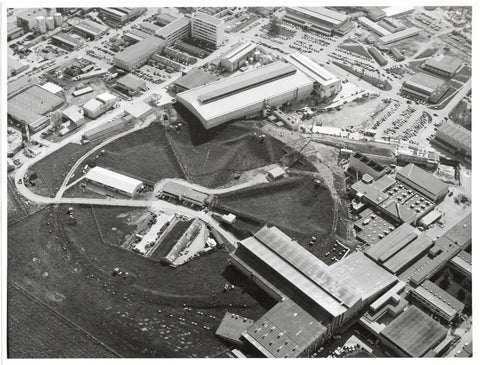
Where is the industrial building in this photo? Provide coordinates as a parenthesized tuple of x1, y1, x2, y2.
(349, 152, 388, 179)
(176, 61, 314, 129)
(8, 85, 64, 133)
(154, 16, 191, 45)
(99, 7, 146, 26)
(7, 22, 24, 41)
(423, 55, 463, 78)
(174, 68, 221, 93)
(357, 16, 391, 37)
(368, 47, 388, 66)
(231, 225, 396, 357)
(7, 57, 30, 78)
(160, 181, 213, 207)
(379, 27, 421, 44)
(139, 22, 161, 35)
(379, 306, 447, 357)
(124, 101, 153, 120)
(411, 280, 464, 322)
(115, 74, 146, 95)
(83, 117, 132, 141)
(85, 166, 143, 197)
(113, 37, 166, 71)
(41, 82, 63, 96)
(450, 251, 471, 277)
(215, 312, 254, 346)
(396, 163, 448, 202)
(17, 8, 54, 31)
(73, 19, 108, 40)
(123, 29, 150, 43)
(51, 32, 83, 50)
(191, 11, 225, 48)
(284, 53, 342, 99)
(435, 121, 471, 158)
(82, 92, 117, 119)
(220, 42, 257, 72)
(401, 72, 447, 101)
(283, 7, 350, 36)
(62, 105, 86, 127)
(382, 6, 415, 18)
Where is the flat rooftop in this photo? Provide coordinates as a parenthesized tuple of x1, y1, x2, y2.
(114, 37, 165, 64)
(414, 280, 464, 318)
(192, 11, 224, 26)
(155, 16, 190, 39)
(441, 213, 471, 248)
(8, 85, 64, 125)
(380, 27, 420, 44)
(243, 299, 327, 358)
(436, 121, 471, 153)
(396, 163, 448, 198)
(380, 305, 447, 357)
(215, 312, 254, 344)
(285, 53, 339, 85)
(290, 7, 348, 25)
(382, 233, 433, 274)
(175, 68, 221, 90)
(365, 223, 419, 263)
(74, 19, 107, 35)
(116, 74, 146, 90)
(404, 72, 444, 94)
(424, 55, 463, 75)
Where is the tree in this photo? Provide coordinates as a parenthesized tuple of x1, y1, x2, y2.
(457, 288, 466, 302)
(439, 268, 452, 290)
(269, 16, 281, 35)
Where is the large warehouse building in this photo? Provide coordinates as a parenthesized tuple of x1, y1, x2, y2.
(435, 121, 471, 158)
(284, 53, 342, 99)
(401, 72, 447, 102)
(423, 55, 463, 78)
(85, 166, 143, 197)
(283, 7, 350, 36)
(8, 84, 64, 133)
(113, 37, 166, 71)
(231, 225, 396, 357)
(396, 163, 449, 202)
(176, 61, 314, 129)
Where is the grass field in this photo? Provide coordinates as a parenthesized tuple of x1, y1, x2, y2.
(8, 205, 270, 357)
(7, 282, 118, 358)
(217, 175, 335, 251)
(28, 142, 102, 197)
(83, 123, 185, 184)
(167, 105, 288, 188)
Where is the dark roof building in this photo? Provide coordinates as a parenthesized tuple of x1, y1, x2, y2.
(435, 121, 471, 157)
(401, 72, 445, 100)
(174, 68, 221, 93)
(423, 55, 463, 78)
(215, 312, 254, 346)
(382, 233, 433, 274)
(411, 280, 465, 322)
(116, 74, 146, 95)
(396, 163, 449, 202)
(380, 306, 447, 357)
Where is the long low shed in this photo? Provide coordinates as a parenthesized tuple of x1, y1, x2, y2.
(85, 166, 143, 197)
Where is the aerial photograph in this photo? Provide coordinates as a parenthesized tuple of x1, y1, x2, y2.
(5, 4, 473, 359)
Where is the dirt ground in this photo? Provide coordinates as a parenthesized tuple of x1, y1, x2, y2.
(309, 96, 389, 130)
(8, 205, 272, 358)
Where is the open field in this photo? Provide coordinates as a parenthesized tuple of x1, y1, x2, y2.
(8, 205, 271, 357)
(216, 175, 335, 253)
(29, 142, 102, 197)
(83, 123, 185, 184)
(7, 282, 118, 358)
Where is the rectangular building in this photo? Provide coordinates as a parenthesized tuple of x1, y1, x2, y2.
(284, 7, 349, 36)
(115, 74, 146, 95)
(7, 22, 24, 41)
(221, 42, 257, 72)
(139, 22, 161, 35)
(215, 312, 254, 346)
(368, 47, 388, 66)
(358, 16, 391, 37)
(423, 55, 463, 78)
(411, 280, 464, 322)
(401, 72, 445, 101)
(174, 67, 221, 93)
(113, 37, 166, 71)
(177, 61, 314, 129)
(83, 117, 131, 140)
(349, 152, 388, 179)
(380, 27, 421, 44)
(396, 163, 449, 202)
(51, 32, 83, 50)
(73, 19, 108, 40)
(191, 11, 225, 48)
(85, 166, 142, 197)
(155, 16, 191, 45)
(435, 121, 471, 157)
(82, 92, 116, 119)
(7, 85, 64, 133)
(284, 53, 342, 99)
(380, 306, 447, 357)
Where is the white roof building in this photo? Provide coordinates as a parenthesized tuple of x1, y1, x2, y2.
(125, 101, 152, 119)
(96, 92, 117, 104)
(41, 82, 63, 95)
(85, 166, 143, 197)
